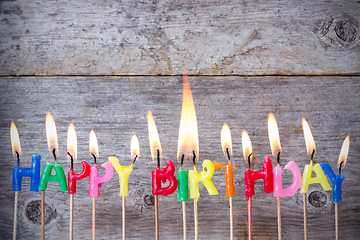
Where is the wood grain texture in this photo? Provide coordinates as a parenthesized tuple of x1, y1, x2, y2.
(0, 0, 359, 76)
(0, 76, 359, 239)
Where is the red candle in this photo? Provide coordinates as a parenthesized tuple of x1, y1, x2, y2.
(68, 161, 91, 194)
(152, 160, 178, 196)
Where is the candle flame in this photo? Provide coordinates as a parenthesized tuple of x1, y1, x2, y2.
(338, 135, 350, 167)
(221, 123, 232, 157)
(131, 134, 140, 160)
(268, 112, 281, 156)
(147, 110, 162, 161)
(242, 130, 253, 162)
(302, 118, 316, 155)
(177, 75, 199, 161)
(67, 122, 77, 162)
(10, 122, 21, 158)
(45, 112, 58, 153)
(89, 129, 99, 158)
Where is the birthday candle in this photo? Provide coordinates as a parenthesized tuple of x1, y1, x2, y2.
(189, 160, 218, 199)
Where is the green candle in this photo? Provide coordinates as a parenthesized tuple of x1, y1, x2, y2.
(177, 166, 189, 201)
(39, 162, 68, 191)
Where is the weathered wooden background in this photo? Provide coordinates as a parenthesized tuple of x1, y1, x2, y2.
(0, 0, 359, 240)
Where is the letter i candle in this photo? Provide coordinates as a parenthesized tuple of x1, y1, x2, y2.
(148, 110, 178, 240)
(300, 118, 332, 240)
(214, 123, 237, 240)
(88, 130, 114, 240)
(268, 113, 302, 240)
(67, 123, 91, 240)
(242, 130, 273, 240)
(11, 122, 41, 240)
(39, 113, 68, 240)
(320, 136, 350, 240)
(109, 134, 139, 240)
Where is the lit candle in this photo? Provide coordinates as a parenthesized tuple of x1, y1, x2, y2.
(148, 110, 178, 240)
(11, 122, 41, 240)
(214, 123, 236, 240)
(320, 135, 349, 240)
(300, 118, 331, 240)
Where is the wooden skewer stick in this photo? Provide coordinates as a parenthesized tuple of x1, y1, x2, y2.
(70, 194, 74, 240)
(154, 195, 159, 240)
(277, 197, 282, 240)
(182, 201, 187, 240)
(229, 196, 234, 240)
(122, 196, 126, 240)
(303, 193, 308, 240)
(248, 197, 252, 240)
(13, 191, 19, 240)
(194, 198, 198, 240)
(335, 202, 339, 240)
(92, 197, 96, 240)
(41, 190, 45, 240)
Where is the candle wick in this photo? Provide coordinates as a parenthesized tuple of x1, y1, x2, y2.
(192, 150, 196, 170)
(132, 154, 138, 166)
(67, 152, 74, 170)
(157, 149, 160, 168)
(226, 148, 231, 164)
(310, 149, 315, 165)
(248, 152, 253, 170)
(52, 148, 57, 164)
(180, 154, 185, 169)
(277, 152, 281, 165)
(339, 161, 343, 176)
(91, 153, 97, 165)
(15, 151, 20, 168)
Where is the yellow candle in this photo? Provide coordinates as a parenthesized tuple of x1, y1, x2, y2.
(109, 156, 133, 197)
(189, 160, 218, 199)
(300, 162, 331, 193)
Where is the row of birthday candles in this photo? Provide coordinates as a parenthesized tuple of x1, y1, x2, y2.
(10, 77, 349, 240)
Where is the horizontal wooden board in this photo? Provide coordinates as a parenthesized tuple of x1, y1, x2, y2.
(0, 0, 359, 76)
(0, 76, 359, 239)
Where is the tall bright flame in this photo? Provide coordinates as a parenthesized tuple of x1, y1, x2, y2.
(147, 110, 162, 161)
(10, 122, 21, 158)
(302, 118, 316, 155)
(45, 112, 58, 153)
(268, 113, 281, 156)
(67, 122, 77, 162)
(177, 75, 199, 161)
(89, 129, 99, 158)
(242, 130, 253, 162)
(338, 135, 350, 167)
(131, 134, 140, 160)
(221, 123, 232, 157)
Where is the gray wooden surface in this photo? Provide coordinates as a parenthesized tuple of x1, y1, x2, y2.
(0, 76, 359, 239)
(0, 0, 359, 76)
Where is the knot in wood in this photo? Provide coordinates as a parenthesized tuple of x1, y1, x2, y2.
(144, 195, 154, 206)
(308, 191, 327, 208)
(335, 21, 357, 42)
(26, 200, 57, 225)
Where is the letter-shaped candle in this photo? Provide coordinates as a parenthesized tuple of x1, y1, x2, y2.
(300, 163, 331, 193)
(68, 161, 91, 194)
(214, 162, 237, 197)
(13, 154, 41, 192)
(273, 161, 302, 197)
(189, 160, 218, 199)
(245, 156, 273, 201)
(39, 162, 68, 191)
(110, 156, 134, 197)
(152, 160, 178, 196)
(177, 165, 189, 201)
(88, 161, 114, 197)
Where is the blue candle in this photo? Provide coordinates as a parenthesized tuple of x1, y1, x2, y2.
(320, 163, 344, 202)
(13, 154, 41, 192)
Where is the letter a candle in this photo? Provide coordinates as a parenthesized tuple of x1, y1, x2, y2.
(109, 134, 139, 240)
(320, 136, 350, 240)
(11, 122, 41, 240)
(214, 123, 237, 240)
(88, 130, 114, 240)
(67, 123, 91, 240)
(148, 110, 178, 240)
(39, 113, 68, 240)
(300, 118, 331, 240)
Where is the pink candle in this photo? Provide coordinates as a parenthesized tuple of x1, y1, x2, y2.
(273, 161, 302, 197)
(88, 161, 114, 197)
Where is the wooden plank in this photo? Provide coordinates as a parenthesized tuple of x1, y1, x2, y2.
(0, 76, 359, 239)
(0, 1, 359, 76)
